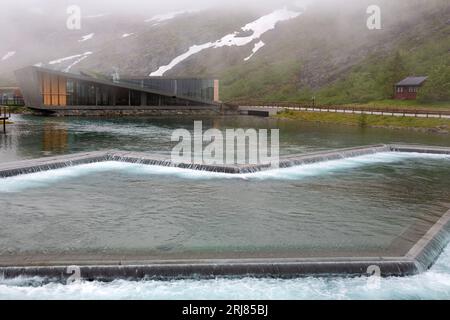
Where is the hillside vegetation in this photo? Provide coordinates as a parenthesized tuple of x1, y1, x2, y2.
(1, 0, 448, 107)
(276, 110, 450, 133)
(220, 0, 450, 106)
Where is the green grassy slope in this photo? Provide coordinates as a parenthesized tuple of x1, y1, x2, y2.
(316, 24, 450, 105)
(276, 110, 450, 133)
(220, 0, 450, 107)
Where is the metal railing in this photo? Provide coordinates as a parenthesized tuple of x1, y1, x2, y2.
(0, 97, 25, 106)
(235, 102, 450, 119)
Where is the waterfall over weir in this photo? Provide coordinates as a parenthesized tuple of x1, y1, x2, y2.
(1, 144, 449, 178)
(1, 144, 450, 279)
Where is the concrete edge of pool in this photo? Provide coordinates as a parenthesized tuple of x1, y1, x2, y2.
(1, 144, 450, 178)
(0, 144, 449, 280)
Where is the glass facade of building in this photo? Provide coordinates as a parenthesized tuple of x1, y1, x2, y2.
(35, 69, 216, 109)
(120, 78, 216, 102)
(15, 67, 219, 111)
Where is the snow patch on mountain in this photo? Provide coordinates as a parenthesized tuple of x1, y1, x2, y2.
(85, 13, 110, 19)
(149, 7, 302, 76)
(244, 41, 265, 61)
(145, 9, 200, 26)
(48, 52, 93, 72)
(121, 33, 135, 38)
(145, 11, 186, 24)
(64, 55, 91, 72)
(1, 51, 16, 61)
(78, 33, 95, 42)
(49, 52, 93, 65)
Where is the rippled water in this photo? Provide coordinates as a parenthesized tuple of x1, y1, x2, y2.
(2, 114, 450, 163)
(1, 115, 450, 299)
(1, 153, 449, 260)
(1, 245, 450, 300)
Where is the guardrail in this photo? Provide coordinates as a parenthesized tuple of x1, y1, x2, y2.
(234, 102, 450, 118)
(0, 97, 25, 106)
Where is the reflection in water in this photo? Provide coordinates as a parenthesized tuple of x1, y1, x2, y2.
(42, 122, 68, 153)
(0, 133, 13, 151)
(1, 115, 450, 298)
(0, 128, 17, 162)
(0, 156, 449, 257)
(2, 114, 450, 163)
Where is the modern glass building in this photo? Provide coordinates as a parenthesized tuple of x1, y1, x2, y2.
(120, 78, 220, 103)
(14, 66, 220, 113)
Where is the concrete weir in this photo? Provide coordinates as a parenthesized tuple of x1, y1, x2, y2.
(0, 144, 450, 280)
(1, 144, 449, 177)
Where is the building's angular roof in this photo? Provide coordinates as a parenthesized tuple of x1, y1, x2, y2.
(396, 76, 428, 86)
(15, 66, 219, 107)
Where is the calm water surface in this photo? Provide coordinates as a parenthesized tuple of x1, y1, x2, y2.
(1, 114, 450, 163)
(0, 155, 449, 259)
(0, 115, 450, 299)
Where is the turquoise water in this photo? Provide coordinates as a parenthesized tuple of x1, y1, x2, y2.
(1, 245, 450, 300)
(1, 152, 449, 261)
(1, 115, 450, 299)
(2, 114, 450, 163)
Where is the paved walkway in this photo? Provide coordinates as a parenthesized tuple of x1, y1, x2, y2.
(239, 105, 450, 119)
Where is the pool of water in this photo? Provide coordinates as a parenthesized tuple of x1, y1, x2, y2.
(1, 115, 450, 299)
(1, 153, 449, 262)
(2, 115, 450, 163)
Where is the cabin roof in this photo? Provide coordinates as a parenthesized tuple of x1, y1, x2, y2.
(396, 76, 428, 86)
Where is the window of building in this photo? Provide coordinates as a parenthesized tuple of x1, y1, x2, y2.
(41, 73, 67, 106)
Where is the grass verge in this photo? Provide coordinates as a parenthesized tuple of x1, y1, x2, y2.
(6, 106, 30, 114)
(275, 110, 450, 133)
(344, 100, 450, 111)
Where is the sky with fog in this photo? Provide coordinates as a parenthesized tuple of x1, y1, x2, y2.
(2, 0, 437, 80)
(3, 0, 304, 15)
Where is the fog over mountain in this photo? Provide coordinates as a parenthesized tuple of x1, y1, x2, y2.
(1, 0, 448, 103)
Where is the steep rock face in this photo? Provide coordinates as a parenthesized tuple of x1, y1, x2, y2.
(1, 0, 448, 103)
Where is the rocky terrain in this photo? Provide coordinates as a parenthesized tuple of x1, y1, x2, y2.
(1, 0, 448, 103)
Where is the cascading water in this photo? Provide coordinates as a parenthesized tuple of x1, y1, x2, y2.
(1, 145, 450, 281)
(1, 149, 450, 191)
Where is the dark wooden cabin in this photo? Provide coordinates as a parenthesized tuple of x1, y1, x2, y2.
(394, 76, 428, 100)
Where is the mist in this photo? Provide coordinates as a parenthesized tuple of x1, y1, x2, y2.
(3, 0, 297, 16)
(0, 0, 447, 85)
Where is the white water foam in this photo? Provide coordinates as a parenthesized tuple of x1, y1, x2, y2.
(0, 162, 127, 193)
(1, 245, 450, 300)
(1, 152, 449, 193)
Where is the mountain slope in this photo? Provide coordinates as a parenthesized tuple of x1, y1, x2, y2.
(1, 0, 448, 104)
(219, 0, 450, 103)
